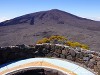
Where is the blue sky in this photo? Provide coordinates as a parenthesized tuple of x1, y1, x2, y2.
(0, 0, 100, 22)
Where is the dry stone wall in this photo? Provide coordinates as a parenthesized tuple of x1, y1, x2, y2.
(0, 44, 100, 75)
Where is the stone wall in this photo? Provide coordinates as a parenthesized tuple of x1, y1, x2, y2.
(0, 44, 100, 75)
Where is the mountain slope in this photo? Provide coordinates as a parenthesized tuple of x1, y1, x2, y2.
(0, 9, 100, 31)
(0, 9, 100, 51)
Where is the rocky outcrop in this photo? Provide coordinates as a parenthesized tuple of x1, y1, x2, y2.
(0, 44, 100, 75)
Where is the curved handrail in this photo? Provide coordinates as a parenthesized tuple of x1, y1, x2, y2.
(0, 58, 95, 75)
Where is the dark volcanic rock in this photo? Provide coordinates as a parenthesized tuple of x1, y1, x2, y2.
(30, 17, 35, 25)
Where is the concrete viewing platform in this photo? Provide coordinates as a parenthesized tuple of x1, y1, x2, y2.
(0, 58, 95, 75)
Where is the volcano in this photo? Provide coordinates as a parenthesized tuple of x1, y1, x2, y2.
(0, 9, 100, 51)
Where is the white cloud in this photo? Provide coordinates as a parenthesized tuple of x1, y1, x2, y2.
(93, 17, 100, 21)
(0, 17, 10, 22)
(86, 17, 100, 21)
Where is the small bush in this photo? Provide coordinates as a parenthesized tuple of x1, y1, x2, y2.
(36, 35, 89, 50)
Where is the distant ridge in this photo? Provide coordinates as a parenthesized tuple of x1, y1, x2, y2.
(0, 9, 100, 31)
